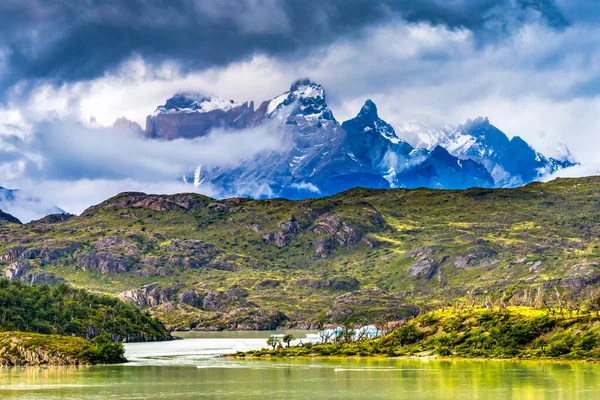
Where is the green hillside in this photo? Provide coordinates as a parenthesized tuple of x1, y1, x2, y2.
(1, 176, 600, 330)
(0, 279, 172, 341)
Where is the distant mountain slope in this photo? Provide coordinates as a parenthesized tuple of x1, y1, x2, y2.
(1, 177, 599, 330)
(0, 209, 21, 225)
(0, 187, 64, 223)
(410, 117, 577, 186)
(142, 80, 574, 197)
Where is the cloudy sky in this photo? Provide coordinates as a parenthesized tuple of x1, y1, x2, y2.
(0, 0, 599, 217)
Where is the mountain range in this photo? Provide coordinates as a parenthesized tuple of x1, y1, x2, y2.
(143, 79, 576, 199)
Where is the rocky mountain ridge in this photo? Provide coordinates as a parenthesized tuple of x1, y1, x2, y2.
(141, 79, 575, 198)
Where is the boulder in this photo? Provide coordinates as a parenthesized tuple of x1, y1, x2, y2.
(409, 259, 438, 280)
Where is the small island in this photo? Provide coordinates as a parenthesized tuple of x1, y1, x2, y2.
(237, 306, 600, 361)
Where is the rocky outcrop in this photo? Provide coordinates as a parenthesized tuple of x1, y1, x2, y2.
(76, 252, 136, 274)
(207, 202, 229, 213)
(93, 236, 140, 257)
(1, 246, 25, 262)
(22, 272, 65, 286)
(3, 260, 64, 285)
(5, 260, 31, 280)
(313, 215, 362, 247)
(0, 332, 129, 366)
(454, 245, 498, 269)
(83, 192, 209, 215)
(408, 259, 438, 280)
(0, 342, 83, 366)
(163, 239, 218, 260)
(117, 283, 172, 307)
(274, 217, 304, 247)
(205, 260, 236, 271)
(2, 243, 84, 263)
(202, 287, 249, 312)
(178, 289, 203, 308)
(313, 238, 335, 257)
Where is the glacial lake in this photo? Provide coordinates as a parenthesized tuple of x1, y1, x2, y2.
(1, 331, 599, 399)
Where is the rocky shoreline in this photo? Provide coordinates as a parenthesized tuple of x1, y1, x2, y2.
(0, 332, 127, 366)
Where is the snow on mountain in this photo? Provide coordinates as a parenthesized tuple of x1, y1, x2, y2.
(404, 116, 576, 187)
(145, 93, 264, 140)
(266, 79, 336, 125)
(151, 93, 242, 116)
(143, 79, 575, 198)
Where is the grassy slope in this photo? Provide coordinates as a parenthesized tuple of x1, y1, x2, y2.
(241, 307, 600, 361)
(0, 176, 599, 328)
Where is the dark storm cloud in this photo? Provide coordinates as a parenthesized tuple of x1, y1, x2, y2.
(0, 0, 566, 89)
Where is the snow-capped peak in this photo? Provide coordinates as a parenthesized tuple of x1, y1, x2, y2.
(152, 93, 241, 117)
(347, 100, 402, 144)
(266, 79, 334, 121)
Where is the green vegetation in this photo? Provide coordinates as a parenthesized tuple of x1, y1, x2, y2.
(0, 279, 171, 341)
(1, 176, 600, 329)
(0, 331, 125, 366)
(240, 306, 600, 361)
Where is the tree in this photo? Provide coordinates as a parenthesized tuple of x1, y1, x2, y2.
(266, 335, 280, 350)
(282, 333, 294, 348)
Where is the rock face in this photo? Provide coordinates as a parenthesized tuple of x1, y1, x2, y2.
(145, 94, 266, 140)
(202, 287, 249, 312)
(117, 283, 172, 307)
(4, 260, 65, 285)
(77, 252, 135, 274)
(313, 215, 362, 248)
(178, 289, 203, 308)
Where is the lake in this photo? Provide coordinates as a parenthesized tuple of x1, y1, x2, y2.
(0, 331, 599, 399)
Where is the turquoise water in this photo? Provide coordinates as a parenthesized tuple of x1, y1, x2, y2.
(0, 331, 599, 399)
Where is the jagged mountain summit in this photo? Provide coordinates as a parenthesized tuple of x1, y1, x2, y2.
(142, 79, 575, 198)
(410, 117, 576, 187)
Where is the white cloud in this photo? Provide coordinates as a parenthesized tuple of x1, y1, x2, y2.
(9, 20, 600, 167)
(0, 119, 286, 215)
(2, 16, 600, 216)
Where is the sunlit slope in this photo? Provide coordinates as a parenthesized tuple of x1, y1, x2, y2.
(1, 176, 599, 329)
